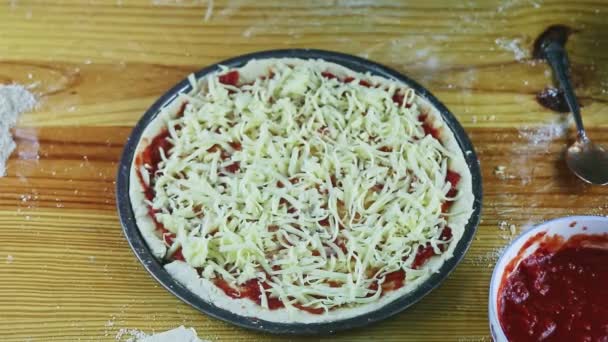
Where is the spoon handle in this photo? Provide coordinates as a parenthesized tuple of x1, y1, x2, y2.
(543, 42, 588, 141)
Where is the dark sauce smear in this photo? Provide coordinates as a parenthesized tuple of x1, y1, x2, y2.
(532, 25, 579, 113)
(536, 87, 571, 113)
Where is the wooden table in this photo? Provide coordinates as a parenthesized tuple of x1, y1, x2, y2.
(1, 1, 607, 341)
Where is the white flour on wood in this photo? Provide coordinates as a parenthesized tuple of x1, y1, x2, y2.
(203, 0, 213, 21)
(116, 325, 207, 342)
(495, 37, 528, 61)
(0, 84, 37, 177)
(519, 119, 568, 146)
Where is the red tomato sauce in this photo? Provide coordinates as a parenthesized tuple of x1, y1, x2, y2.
(212, 268, 411, 314)
(135, 102, 188, 198)
(213, 277, 285, 311)
(135, 105, 188, 262)
(442, 170, 460, 213)
(218, 70, 239, 86)
(417, 114, 440, 140)
(321, 71, 374, 88)
(135, 129, 172, 201)
(293, 303, 325, 314)
(411, 226, 453, 269)
(381, 269, 406, 291)
(499, 233, 608, 341)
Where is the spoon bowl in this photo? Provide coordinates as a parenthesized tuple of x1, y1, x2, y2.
(566, 138, 608, 185)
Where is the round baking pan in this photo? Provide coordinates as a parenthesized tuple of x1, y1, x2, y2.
(116, 49, 483, 335)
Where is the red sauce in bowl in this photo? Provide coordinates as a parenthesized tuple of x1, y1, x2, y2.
(498, 233, 608, 341)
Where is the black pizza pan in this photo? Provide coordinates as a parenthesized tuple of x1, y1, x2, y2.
(116, 49, 483, 335)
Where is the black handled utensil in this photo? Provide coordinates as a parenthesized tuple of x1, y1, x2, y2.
(537, 26, 608, 185)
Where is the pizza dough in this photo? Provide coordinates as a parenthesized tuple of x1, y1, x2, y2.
(129, 58, 474, 323)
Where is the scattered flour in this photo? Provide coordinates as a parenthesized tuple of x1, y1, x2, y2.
(496, 0, 517, 13)
(495, 37, 528, 61)
(0, 84, 37, 177)
(497, 221, 518, 240)
(116, 328, 147, 342)
(151, 0, 183, 5)
(494, 165, 508, 180)
(509, 224, 517, 236)
(217, 0, 240, 17)
(242, 27, 253, 37)
(336, 0, 378, 6)
(493, 165, 516, 180)
(104, 318, 116, 337)
(424, 56, 440, 70)
(497, 0, 542, 13)
(509, 118, 570, 184)
(471, 221, 526, 269)
(203, 0, 213, 21)
(497, 221, 509, 240)
(116, 326, 207, 342)
(518, 119, 567, 146)
(149, 0, 213, 22)
(472, 246, 506, 268)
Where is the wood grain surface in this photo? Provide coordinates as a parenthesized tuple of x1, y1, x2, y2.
(1, 0, 607, 341)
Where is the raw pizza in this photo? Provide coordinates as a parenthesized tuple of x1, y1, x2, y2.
(129, 58, 474, 323)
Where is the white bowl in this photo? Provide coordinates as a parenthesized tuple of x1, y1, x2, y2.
(488, 215, 608, 341)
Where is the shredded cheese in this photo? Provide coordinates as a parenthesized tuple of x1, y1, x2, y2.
(148, 61, 458, 312)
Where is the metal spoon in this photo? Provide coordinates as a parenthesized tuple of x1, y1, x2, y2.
(539, 32, 608, 185)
